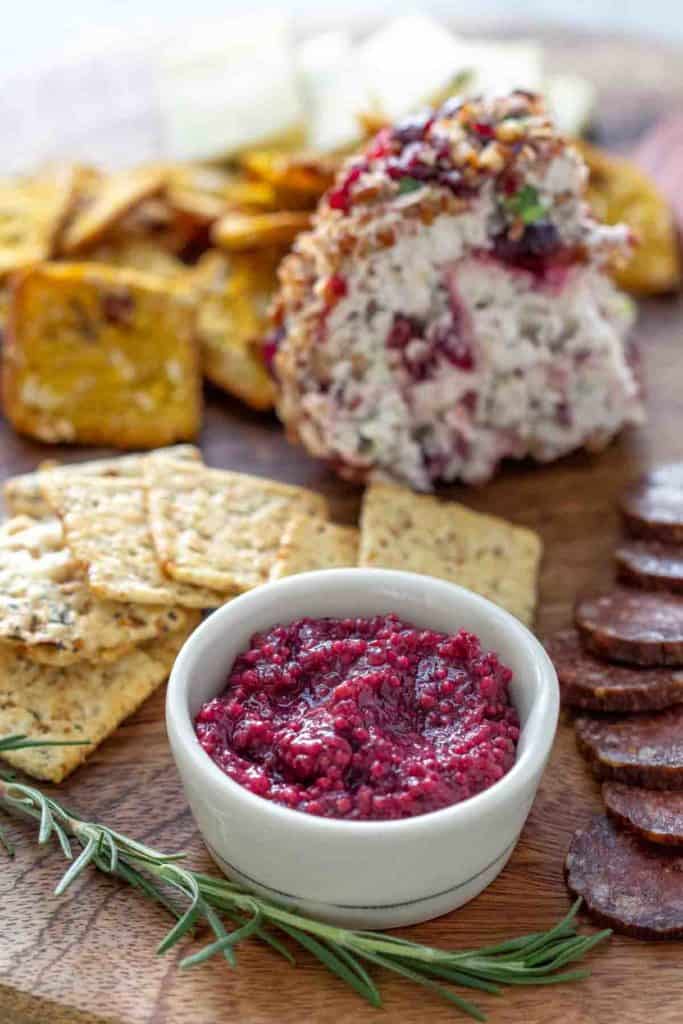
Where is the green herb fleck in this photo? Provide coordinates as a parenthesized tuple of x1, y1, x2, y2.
(504, 185, 548, 225)
(397, 176, 423, 196)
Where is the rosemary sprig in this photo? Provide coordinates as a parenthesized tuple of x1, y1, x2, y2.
(0, 736, 610, 1019)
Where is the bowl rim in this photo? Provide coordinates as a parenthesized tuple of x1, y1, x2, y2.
(166, 567, 559, 838)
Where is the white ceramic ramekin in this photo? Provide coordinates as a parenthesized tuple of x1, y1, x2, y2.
(166, 569, 558, 930)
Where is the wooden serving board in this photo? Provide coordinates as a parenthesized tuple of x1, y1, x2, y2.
(2, 28, 683, 1024)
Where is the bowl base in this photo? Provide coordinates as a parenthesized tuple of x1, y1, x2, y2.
(205, 838, 516, 930)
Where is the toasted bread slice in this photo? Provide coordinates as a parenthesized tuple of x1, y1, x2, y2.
(194, 250, 277, 410)
(2, 262, 201, 448)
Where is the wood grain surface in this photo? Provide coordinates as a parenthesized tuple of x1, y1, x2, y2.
(2, 28, 683, 1024)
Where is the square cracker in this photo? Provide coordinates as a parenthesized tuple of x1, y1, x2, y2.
(0, 515, 186, 666)
(359, 483, 542, 626)
(0, 615, 200, 783)
(145, 463, 329, 592)
(270, 516, 359, 579)
(2, 262, 201, 448)
(3, 444, 201, 519)
(42, 474, 225, 609)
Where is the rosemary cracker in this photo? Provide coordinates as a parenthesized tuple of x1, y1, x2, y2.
(42, 474, 225, 608)
(270, 515, 359, 579)
(145, 463, 329, 592)
(359, 483, 542, 625)
(0, 614, 200, 782)
(0, 515, 185, 666)
(3, 444, 201, 518)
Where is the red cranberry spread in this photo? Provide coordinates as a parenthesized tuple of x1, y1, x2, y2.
(195, 614, 520, 821)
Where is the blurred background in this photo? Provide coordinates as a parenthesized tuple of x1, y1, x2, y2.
(5, 0, 683, 73)
(2, 2, 682, 174)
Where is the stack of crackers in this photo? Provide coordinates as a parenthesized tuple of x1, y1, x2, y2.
(0, 445, 327, 782)
(0, 446, 541, 783)
(0, 152, 338, 448)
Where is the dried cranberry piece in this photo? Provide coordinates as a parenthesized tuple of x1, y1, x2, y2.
(472, 121, 495, 140)
(555, 401, 573, 428)
(101, 289, 135, 327)
(431, 323, 475, 371)
(385, 144, 434, 183)
(493, 222, 562, 275)
(436, 169, 464, 191)
(391, 110, 434, 146)
(367, 127, 393, 159)
(327, 273, 347, 299)
(386, 314, 421, 350)
(262, 326, 285, 375)
(327, 161, 368, 214)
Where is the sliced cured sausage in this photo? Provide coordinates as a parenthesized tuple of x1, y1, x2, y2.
(545, 628, 683, 711)
(603, 782, 683, 846)
(575, 587, 683, 666)
(575, 706, 683, 788)
(621, 465, 683, 543)
(616, 539, 683, 593)
(565, 814, 683, 938)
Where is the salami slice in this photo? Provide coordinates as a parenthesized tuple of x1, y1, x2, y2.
(603, 782, 683, 846)
(565, 814, 683, 938)
(575, 706, 683, 788)
(575, 587, 683, 666)
(616, 540, 683, 593)
(545, 628, 683, 711)
(621, 465, 683, 543)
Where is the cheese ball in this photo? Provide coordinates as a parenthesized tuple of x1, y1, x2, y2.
(272, 92, 643, 490)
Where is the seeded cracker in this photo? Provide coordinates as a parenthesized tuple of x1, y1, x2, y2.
(145, 463, 329, 592)
(359, 483, 542, 625)
(3, 444, 201, 519)
(42, 475, 225, 608)
(0, 515, 185, 665)
(0, 615, 200, 782)
(2, 262, 201, 448)
(270, 516, 359, 579)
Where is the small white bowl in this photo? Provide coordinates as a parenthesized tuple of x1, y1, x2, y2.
(166, 569, 558, 930)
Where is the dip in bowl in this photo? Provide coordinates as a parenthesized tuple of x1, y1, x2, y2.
(195, 614, 520, 821)
(167, 569, 558, 928)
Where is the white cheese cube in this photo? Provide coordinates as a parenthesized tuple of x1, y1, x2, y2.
(545, 74, 597, 137)
(463, 40, 544, 99)
(297, 31, 370, 152)
(158, 12, 305, 161)
(356, 15, 468, 121)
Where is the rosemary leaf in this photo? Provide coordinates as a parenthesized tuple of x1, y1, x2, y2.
(181, 903, 262, 968)
(327, 942, 382, 1006)
(204, 905, 237, 968)
(398, 960, 502, 995)
(279, 923, 382, 1008)
(56, 834, 98, 895)
(115, 860, 183, 922)
(0, 734, 90, 753)
(359, 950, 487, 1022)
